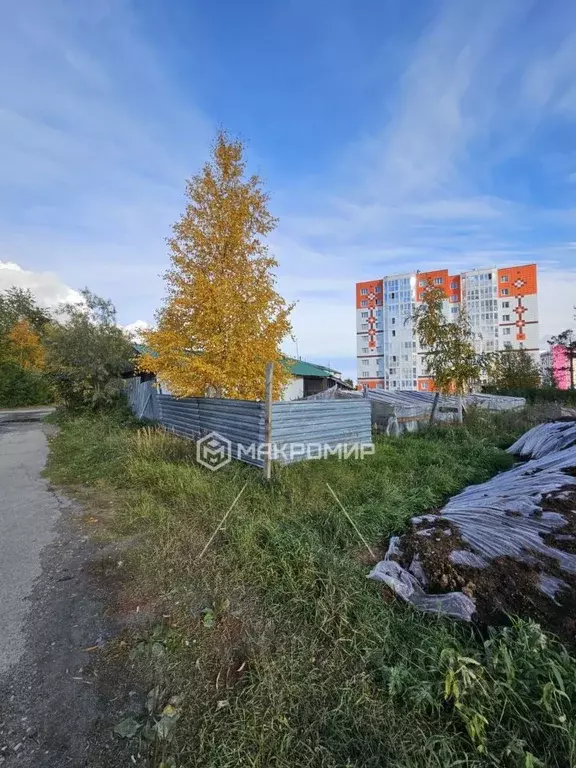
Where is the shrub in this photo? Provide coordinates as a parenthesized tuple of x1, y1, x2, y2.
(0, 362, 53, 408)
(483, 386, 576, 406)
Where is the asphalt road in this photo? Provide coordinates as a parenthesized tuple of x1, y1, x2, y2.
(0, 410, 58, 674)
(0, 410, 143, 766)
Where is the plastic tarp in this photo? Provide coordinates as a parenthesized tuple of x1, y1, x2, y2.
(368, 420, 576, 621)
(368, 560, 476, 620)
(306, 388, 525, 435)
(507, 421, 576, 460)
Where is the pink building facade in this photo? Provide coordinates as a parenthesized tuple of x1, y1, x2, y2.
(551, 345, 576, 390)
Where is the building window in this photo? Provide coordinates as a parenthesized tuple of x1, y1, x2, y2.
(375, 299, 381, 305)
(502, 301, 510, 309)
(501, 288, 509, 296)
(450, 281, 458, 289)
(392, 381, 397, 388)
(362, 359, 369, 366)
(361, 300, 367, 307)
(419, 280, 426, 287)
(451, 307, 458, 314)
(450, 295, 458, 302)
(421, 381, 428, 390)
(392, 330, 396, 337)
(361, 371, 369, 378)
(361, 311, 368, 318)
(375, 285, 381, 293)
(503, 327, 511, 336)
(361, 323, 368, 330)
(500, 275, 508, 283)
(502, 314, 510, 322)
(360, 288, 368, 295)
(390, 291, 396, 299)
(434, 277, 443, 285)
(392, 355, 397, 362)
(391, 317, 396, 325)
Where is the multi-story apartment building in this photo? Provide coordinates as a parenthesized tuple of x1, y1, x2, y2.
(356, 263, 538, 391)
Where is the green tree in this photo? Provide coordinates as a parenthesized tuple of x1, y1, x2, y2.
(45, 289, 134, 410)
(0, 287, 51, 334)
(486, 348, 541, 390)
(411, 284, 481, 423)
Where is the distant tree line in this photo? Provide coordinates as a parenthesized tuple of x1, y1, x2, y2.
(0, 286, 134, 410)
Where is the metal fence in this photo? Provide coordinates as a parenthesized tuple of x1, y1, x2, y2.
(271, 399, 372, 463)
(124, 377, 372, 469)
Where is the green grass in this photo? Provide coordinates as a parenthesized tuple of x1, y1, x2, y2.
(46, 406, 576, 767)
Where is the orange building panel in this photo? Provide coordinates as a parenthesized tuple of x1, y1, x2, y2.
(448, 274, 461, 303)
(415, 269, 451, 301)
(417, 377, 436, 392)
(497, 264, 537, 298)
(356, 279, 384, 309)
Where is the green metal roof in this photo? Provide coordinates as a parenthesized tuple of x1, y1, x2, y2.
(283, 358, 340, 378)
(133, 343, 158, 358)
(132, 348, 338, 380)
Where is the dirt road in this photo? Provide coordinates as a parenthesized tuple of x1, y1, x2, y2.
(0, 412, 136, 767)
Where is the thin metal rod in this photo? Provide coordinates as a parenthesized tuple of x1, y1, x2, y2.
(197, 482, 248, 560)
(326, 482, 376, 559)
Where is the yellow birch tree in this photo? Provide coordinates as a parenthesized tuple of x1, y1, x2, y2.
(6, 318, 46, 371)
(142, 130, 293, 400)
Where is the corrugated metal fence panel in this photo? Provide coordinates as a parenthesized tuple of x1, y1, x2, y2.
(271, 399, 373, 465)
(197, 398, 266, 468)
(125, 378, 159, 421)
(128, 383, 266, 468)
(126, 378, 373, 468)
(158, 395, 201, 438)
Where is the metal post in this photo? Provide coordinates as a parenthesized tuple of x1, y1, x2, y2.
(428, 391, 440, 426)
(263, 362, 274, 481)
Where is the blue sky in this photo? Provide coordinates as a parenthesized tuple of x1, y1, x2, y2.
(0, 0, 575, 379)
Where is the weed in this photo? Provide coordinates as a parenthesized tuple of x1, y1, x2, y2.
(45, 407, 576, 767)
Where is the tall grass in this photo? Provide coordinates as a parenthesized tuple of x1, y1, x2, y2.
(46, 407, 576, 767)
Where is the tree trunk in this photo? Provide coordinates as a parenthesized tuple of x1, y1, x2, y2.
(428, 392, 440, 426)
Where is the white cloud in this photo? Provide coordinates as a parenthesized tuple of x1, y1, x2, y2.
(522, 30, 576, 116)
(0, 0, 210, 326)
(0, 260, 82, 309)
(122, 320, 150, 343)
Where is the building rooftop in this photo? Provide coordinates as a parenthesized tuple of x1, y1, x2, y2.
(283, 358, 341, 379)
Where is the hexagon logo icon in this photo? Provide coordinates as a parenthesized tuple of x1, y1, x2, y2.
(196, 431, 232, 471)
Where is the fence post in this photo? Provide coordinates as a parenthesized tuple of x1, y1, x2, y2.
(263, 362, 274, 481)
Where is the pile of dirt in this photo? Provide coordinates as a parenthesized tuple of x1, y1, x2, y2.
(369, 421, 576, 640)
